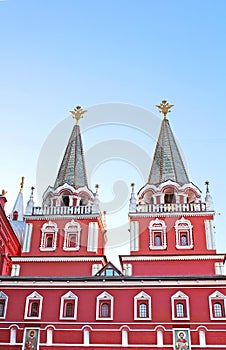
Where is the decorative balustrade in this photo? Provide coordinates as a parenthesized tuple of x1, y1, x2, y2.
(137, 202, 207, 213)
(32, 205, 93, 216)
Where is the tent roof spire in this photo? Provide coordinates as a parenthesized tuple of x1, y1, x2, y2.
(54, 106, 88, 189)
(148, 100, 189, 186)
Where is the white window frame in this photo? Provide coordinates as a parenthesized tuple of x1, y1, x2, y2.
(215, 262, 224, 275)
(60, 291, 78, 320)
(40, 221, 58, 251)
(149, 218, 167, 250)
(24, 291, 43, 319)
(171, 291, 190, 320)
(134, 291, 151, 320)
(175, 217, 193, 249)
(209, 291, 226, 320)
(63, 220, 81, 251)
(0, 291, 8, 319)
(123, 263, 132, 276)
(96, 291, 113, 320)
(11, 264, 20, 277)
(92, 263, 103, 276)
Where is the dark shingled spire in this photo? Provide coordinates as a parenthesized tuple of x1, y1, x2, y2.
(54, 121, 88, 189)
(148, 102, 189, 186)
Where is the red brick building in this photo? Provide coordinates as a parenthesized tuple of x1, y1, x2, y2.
(0, 102, 225, 349)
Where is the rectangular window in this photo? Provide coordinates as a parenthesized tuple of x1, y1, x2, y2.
(29, 301, 40, 317)
(0, 300, 5, 317)
(174, 300, 187, 318)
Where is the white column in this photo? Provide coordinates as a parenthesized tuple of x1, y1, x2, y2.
(157, 329, 163, 347)
(47, 328, 53, 345)
(122, 329, 128, 346)
(10, 327, 16, 344)
(130, 221, 139, 251)
(84, 328, 90, 346)
(199, 329, 206, 346)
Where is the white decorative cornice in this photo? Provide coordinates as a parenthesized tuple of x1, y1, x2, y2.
(121, 255, 225, 262)
(11, 256, 106, 263)
(24, 214, 99, 221)
(129, 211, 215, 218)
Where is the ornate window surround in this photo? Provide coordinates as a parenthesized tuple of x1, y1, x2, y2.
(63, 220, 81, 251)
(0, 291, 8, 319)
(209, 291, 226, 320)
(171, 291, 190, 320)
(134, 291, 151, 320)
(60, 291, 78, 320)
(24, 291, 43, 319)
(175, 217, 193, 249)
(40, 221, 58, 251)
(96, 291, 114, 320)
(149, 218, 167, 250)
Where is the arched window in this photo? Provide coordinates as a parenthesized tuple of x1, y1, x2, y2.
(60, 291, 78, 320)
(171, 291, 189, 320)
(101, 303, 109, 317)
(209, 291, 226, 319)
(155, 234, 162, 246)
(12, 210, 18, 221)
(65, 302, 74, 317)
(139, 303, 148, 317)
(96, 292, 113, 320)
(176, 303, 184, 317)
(46, 235, 53, 248)
(214, 302, 223, 317)
(30, 302, 39, 317)
(24, 291, 43, 319)
(62, 195, 70, 206)
(181, 234, 188, 246)
(134, 291, 151, 320)
(164, 188, 176, 204)
(0, 301, 5, 317)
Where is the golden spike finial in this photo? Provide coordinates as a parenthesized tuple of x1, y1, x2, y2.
(20, 176, 25, 193)
(156, 100, 174, 119)
(70, 106, 87, 125)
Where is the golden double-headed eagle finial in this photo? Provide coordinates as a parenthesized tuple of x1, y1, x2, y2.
(156, 100, 174, 119)
(70, 106, 87, 125)
(20, 176, 25, 193)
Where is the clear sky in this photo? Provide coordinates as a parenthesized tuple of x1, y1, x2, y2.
(0, 0, 226, 261)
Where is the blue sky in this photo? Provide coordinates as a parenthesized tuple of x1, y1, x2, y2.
(0, 0, 226, 259)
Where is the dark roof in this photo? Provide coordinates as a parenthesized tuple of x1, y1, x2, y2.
(54, 124, 88, 189)
(148, 118, 189, 186)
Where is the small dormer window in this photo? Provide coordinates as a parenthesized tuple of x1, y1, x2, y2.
(12, 210, 18, 221)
